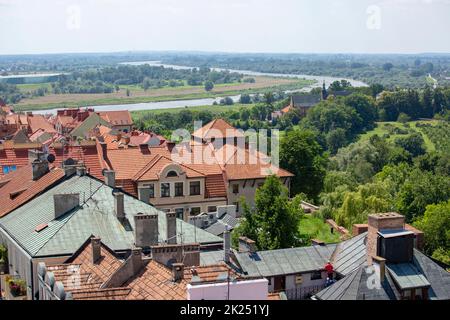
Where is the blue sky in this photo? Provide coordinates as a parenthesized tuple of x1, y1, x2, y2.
(0, 0, 449, 55)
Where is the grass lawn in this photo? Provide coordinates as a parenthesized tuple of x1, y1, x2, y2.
(358, 120, 441, 152)
(17, 82, 52, 92)
(131, 103, 255, 117)
(299, 215, 340, 244)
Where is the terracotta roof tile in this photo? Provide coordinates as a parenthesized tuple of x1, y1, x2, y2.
(27, 115, 56, 134)
(192, 119, 244, 140)
(0, 165, 65, 218)
(98, 111, 132, 126)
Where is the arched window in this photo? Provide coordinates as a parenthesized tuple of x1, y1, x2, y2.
(166, 170, 178, 178)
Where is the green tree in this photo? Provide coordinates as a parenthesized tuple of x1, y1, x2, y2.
(204, 81, 214, 92)
(394, 133, 426, 158)
(414, 201, 450, 265)
(233, 176, 302, 250)
(280, 129, 327, 200)
(396, 169, 450, 221)
(382, 63, 394, 71)
(239, 94, 252, 104)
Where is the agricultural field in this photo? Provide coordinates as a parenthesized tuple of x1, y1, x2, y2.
(131, 103, 255, 117)
(14, 76, 313, 111)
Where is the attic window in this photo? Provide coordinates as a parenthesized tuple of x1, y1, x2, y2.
(167, 170, 178, 178)
(9, 188, 27, 200)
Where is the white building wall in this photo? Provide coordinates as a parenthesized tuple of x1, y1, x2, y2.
(187, 278, 269, 300)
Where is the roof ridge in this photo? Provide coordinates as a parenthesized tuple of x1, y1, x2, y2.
(131, 154, 162, 181)
(34, 177, 105, 257)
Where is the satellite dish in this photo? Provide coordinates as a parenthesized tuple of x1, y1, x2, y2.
(47, 154, 56, 163)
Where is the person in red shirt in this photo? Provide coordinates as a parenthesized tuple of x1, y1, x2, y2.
(324, 260, 334, 280)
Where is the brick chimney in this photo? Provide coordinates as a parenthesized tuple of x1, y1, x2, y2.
(353, 224, 368, 236)
(172, 263, 184, 282)
(114, 192, 125, 221)
(166, 211, 177, 244)
(366, 212, 405, 264)
(134, 213, 159, 248)
(32, 159, 49, 181)
(91, 237, 102, 264)
(53, 193, 80, 219)
(104, 170, 115, 188)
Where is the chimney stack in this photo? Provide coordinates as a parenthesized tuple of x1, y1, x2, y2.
(367, 212, 405, 264)
(166, 212, 177, 244)
(91, 237, 102, 264)
(53, 193, 80, 219)
(104, 170, 115, 188)
(223, 228, 231, 263)
(76, 165, 87, 176)
(372, 256, 386, 284)
(172, 263, 184, 282)
(134, 213, 159, 248)
(130, 247, 144, 275)
(32, 159, 49, 181)
(114, 192, 125, 221)
(238, 236, 257, 254)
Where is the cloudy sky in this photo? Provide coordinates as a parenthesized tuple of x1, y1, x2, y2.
(0, 0, 449, 55)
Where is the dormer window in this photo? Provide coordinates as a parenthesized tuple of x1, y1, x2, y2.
(167, 170, 178, 178)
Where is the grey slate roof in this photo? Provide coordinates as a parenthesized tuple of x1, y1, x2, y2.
(235, 244, 337, 277)
(314, 266, 397, 300)
(291, 94, 322, 108)
(204, 213, 240, 237)
(315, 238, 450, 300)
(200, 250, 225, 266)
(332, 232, 367, 276)
(204, 221, 228, 237)
(0, 174, 221, 257)
(413, 249, 450, 300)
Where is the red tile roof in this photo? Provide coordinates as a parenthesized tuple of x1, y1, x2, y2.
(0, 165, 65, 218)
(133, 155, 205, 182)
(49, 142, 104, 180)
(192, 119, 244, 140)
(27, 115, 56, 134)
(123, 260, 188, 300)
(98, 111, 133, 126)
(281, 105, 293, 114)
(0, 142, 42, 176)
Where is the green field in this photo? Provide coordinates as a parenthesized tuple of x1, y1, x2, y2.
(14, 78, 314, 112)
(358, 120, 447, 152)
(17, 82, 52, 92)
(299, 215, 341, 243)
(131, 103, 255, 117)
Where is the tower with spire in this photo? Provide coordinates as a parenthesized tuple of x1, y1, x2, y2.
(321, 81, 328, 100)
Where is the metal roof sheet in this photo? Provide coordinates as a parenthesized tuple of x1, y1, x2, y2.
(378, 229, 414, 238)
(235, 244, 337, 277)
(0, 175, 221, 257)
(387, 263, 431, 290)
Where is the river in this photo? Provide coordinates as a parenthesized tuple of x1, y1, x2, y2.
(32, 61, 367, 115)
